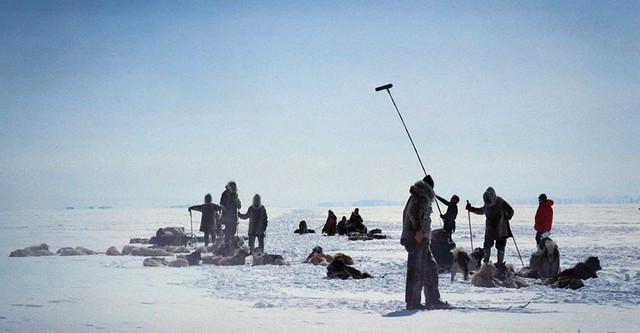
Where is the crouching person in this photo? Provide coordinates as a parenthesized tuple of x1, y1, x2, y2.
(401, 175, 449, 310)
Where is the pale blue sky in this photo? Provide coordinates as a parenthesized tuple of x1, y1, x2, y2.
(1, 1, 638, 210)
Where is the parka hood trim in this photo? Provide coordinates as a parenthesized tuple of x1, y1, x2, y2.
(410, 180, 435, 200)
(484, 187, 497, 206)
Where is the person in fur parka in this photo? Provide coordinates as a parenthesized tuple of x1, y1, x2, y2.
(188, 193, 222, 246)
(238, 194, 268, 253)
(466, 187, 514, 266)
(220, 181, 241, 242)
(401, 175, 449, 310)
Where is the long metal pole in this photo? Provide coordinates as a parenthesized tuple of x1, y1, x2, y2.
(383, 88, 428, 177)
(376, 83, 444, 224)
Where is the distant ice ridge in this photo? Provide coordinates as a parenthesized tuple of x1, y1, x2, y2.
(318, 199, 403, 207)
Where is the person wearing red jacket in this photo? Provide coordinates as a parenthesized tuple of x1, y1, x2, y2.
(534, 193, 554, 246)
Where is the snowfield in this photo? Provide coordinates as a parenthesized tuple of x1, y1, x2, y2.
(1, 205, 639, 332)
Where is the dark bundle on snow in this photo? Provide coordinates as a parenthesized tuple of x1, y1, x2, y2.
(347, 228, 390, 241)
(326, 254, 372, 279)
(294, 220, 315, 234)
(430, 228, 455, 270)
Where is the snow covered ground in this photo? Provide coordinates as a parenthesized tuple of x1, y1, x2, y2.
(1, 205, 639, 332)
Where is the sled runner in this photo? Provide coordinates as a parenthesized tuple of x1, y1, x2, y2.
(439, 301, 531, 312)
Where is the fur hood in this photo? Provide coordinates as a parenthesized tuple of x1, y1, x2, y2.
(484, 187, 497, 206)
(540, 199, 554, 207)
(410, 179, 435, 200)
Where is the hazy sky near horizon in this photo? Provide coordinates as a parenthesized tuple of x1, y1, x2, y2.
(1, 1, 638, 211)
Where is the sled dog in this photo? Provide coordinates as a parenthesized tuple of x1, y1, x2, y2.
(471, 262, 501, 288)
(252, 248, 288, 266)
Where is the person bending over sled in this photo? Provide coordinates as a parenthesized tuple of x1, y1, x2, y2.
(401, 175, 449, 310)
(466, 187, 514, 268)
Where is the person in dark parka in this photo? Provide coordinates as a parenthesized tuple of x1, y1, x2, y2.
(347, 208, 367, 234)
(238, 194, 268, 252)
(401, 175, 449, 310)
(436, 194, 459, 242)
(294, 220, 314, 234)
(466, 187, 514, 266)
(337, 216, 348, 235)
(188, 193, 223, 246)
(322, 210, 337, 236)
(220, 181, 241, 243)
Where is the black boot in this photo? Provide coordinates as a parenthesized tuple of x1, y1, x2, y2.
(497, 250, 505, 267)
(406, 303, 427, 310)
(426, 299, 450, 310)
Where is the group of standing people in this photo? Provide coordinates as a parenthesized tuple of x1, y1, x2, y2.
(401, 174, 554, 310)
(189, 181, 269, 253)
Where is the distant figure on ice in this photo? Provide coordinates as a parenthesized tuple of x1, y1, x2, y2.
(188, 193, 222, 246)
(401, 175, 449, 310)
(436, 194, 460, 242)
(322, 210, 337, 236)
(347, 208, 367, 234)
(294, 220, 315, 234)
(220, 181, 241, 242)
(466, 187, 514, 267)
(337, 216, 348, 235)
(238, 194, 268, 253)
(534, 193, 554, 247)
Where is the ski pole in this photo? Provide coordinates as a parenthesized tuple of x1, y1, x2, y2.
(466, 200, 473, 249)
(189, 210, 193, 237)
(375, 83, 444, 227)
(511, 234, 525, 268)
(434, 198, 444, 228)
(189, 210, 195, 247)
